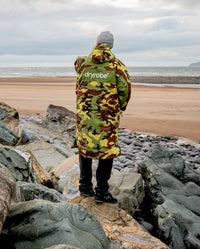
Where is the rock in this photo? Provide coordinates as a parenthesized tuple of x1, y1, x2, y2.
(50, 155, 144, 209)
(17, 182, 68, 203)
(135, 217, 154, 233)
(163, 135, 178, 141)
(120, 137, 132, 145)
(0, 147, 36, 183)
(4, 199, 115, 249)
(0, 108, 8, 121)
(0, 168, 16, 234)
(17, 141, 68, 172)
(68, 196, 169, 249)
(109, 172, 145, 216)
(19, 116, 74, 158)
(45, 245, 80, 249)
(42, 104, 76, 136)
(0, 121, 19, 146)
(0, 102, 19, 131)
(28, 150, 53, 187)
(50, 155, 80, 199)
(138, 144, 200, 249)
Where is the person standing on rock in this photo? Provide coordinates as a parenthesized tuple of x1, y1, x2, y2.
(74, 31, 131, 203)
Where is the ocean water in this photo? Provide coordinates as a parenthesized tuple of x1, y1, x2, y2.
(0, 66, 76, 78)
(0, 66, 200, 88)
(0, 66, 200, 77)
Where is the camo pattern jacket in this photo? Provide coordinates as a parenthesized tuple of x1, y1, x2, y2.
(74, 43, 131, 159)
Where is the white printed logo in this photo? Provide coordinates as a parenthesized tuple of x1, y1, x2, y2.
(85, 72, 109, 79)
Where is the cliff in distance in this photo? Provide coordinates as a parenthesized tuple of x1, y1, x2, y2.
(190, 61, 200, 66)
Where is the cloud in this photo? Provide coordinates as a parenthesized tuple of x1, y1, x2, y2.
(139, 0, 200, 10)
(0, 0, 199, 65)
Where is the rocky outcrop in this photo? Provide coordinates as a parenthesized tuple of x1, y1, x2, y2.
(0, 102, 20, 146)
(0, 147, 36, 183)
(50, 155, 80, 199)
(4, 200, 117, 249)
(19, 116, 74, 158)
(27, 150, 53, 187)
(50, 155, 145, 214)
(42, 104, 76, 136)
(0, 102, 19, 131)
(17, 182, 68, 203)
(138, 144, 200, 249)
(109, 172, 145, 216)
(17, 141, 68, 172)
(1, 102, 200, 249)
(0, 168, 16, 234)
(0, 121, 19, 146)
(68, 196, 169, 249)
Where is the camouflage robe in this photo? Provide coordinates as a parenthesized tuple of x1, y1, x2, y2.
(74, 43, 131, 159)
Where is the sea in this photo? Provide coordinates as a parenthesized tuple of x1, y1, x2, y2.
(0, 66, 200, 88)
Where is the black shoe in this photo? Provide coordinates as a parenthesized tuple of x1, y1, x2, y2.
(94, 192, 118, 203)
(80, 189, 95, 197)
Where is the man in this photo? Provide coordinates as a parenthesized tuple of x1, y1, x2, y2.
(74, 31, 131, 203)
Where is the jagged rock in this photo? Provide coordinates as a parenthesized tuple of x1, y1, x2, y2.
(109, 172, 145, 216)
(0, 108, 8, 121)
(0, 147, 36, 183)
(0, 121, 19, 146)
(0, 102, 19, 131)
(68, 196, 169, 249)
(42, 104, 76, 136)
(4, 200, 117, 249)
(50, 155, 80, 199)
(50, 155, 145, 213)
(45, 245, 80, 249)
(138, 144, 200, 249)
(17, 141, 68, 172)
(27, 150, 53, 187)
(0, 168, 16, 234)
(19, 117, 74, 158)
(17, 182, 68, 203)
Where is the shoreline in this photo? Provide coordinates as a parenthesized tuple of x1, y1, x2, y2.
(0, 76, 200, 84)
(132, 76, 200, 84)
(0, 77, 200, 142)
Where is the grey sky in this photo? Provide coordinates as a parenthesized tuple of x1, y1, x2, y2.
(0, 0, 200, 66)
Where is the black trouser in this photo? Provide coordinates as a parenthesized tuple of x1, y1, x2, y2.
(79, 153, 113, 194)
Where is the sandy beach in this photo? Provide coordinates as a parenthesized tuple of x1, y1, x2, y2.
(0, 77, 200, 142)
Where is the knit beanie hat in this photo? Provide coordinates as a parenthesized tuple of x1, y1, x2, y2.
(96, 31, 114, 49)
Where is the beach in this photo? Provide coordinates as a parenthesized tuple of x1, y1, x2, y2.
(0, 77, 200, 142)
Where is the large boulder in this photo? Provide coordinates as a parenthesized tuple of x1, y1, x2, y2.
(3, 200, 117, 249)
(17, 141, 68, 172)
(0, 168, 16, 234)
(138, 144, 200, 249)
(0, 147, 36, 183)
(0, 121, 19, 146)
(42, 104, 76, 136)
(50, 155, 80, 199)
(109, 172, 145, 216)
(17, 182, 68, 203)
(27, 150, 53, 187)
(0, 102, 19, 131)
(19, 117, 74, 158)
(69, 196, 169, 249)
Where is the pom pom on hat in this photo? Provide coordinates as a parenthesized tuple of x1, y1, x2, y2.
(96, 31, 114, 49)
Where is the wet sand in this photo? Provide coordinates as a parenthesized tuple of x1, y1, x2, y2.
(0, 77, 200, 142)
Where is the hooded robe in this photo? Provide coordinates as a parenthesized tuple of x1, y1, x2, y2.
(74, 43, 131, 159)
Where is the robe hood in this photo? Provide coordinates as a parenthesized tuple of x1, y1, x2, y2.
(89, 43, 115, 64)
